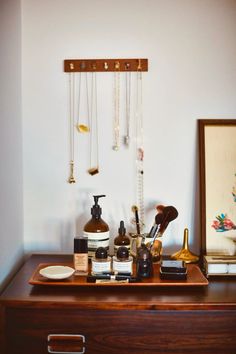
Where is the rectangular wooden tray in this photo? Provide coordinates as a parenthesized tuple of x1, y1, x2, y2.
(29, 263, 208, 287)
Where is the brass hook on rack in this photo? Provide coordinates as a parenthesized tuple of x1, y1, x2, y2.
(104, 62, 109, 70)
(69, 63, 74, 70)
(114, 61, 120, 70)
(137, 59, 142, 71)
(125, 62, 131, 70)
(91, 62, 97, 70)
(80, 61, 86, 70)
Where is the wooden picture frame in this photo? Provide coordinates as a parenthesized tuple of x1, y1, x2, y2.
(198, 119, 236, 256)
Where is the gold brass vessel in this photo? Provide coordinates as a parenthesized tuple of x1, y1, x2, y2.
(171, 228, 199, 263)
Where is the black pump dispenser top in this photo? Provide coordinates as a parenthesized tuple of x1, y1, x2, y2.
(118, 221, 126, 235)
(91, 195, 106, 217)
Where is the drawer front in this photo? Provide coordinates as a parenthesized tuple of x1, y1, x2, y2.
(5, 308, 236, 354)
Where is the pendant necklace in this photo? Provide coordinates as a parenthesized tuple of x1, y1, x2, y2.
(124, 71, 131, 146)
(88, 72, 99, 175)
(75, 72, 90, 133)
(68, 72, 76, 184)
(135, 69, 144, 229)
(112, 63, 120, 151)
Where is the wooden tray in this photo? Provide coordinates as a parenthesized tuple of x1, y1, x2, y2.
(29, 263, 208, 287)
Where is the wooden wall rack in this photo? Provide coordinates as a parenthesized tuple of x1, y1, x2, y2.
(64, 58, 148, 72)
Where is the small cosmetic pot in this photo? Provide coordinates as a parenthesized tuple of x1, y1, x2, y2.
(113, 246, 133, 274)
(91, 247, 111, 274)
(136, 245, 153, 278)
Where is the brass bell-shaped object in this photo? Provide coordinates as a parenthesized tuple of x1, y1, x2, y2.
(171, 228, 199, 263)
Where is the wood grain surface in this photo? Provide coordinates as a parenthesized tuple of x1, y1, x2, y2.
(1, 254, 236, 354)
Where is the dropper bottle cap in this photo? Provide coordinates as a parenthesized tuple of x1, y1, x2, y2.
(118, 221, 126, 235)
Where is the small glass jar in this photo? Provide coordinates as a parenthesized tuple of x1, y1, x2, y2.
(113, 246, 133, 274)
(136, 244, 153, 278)
(91, 247, 111, 274)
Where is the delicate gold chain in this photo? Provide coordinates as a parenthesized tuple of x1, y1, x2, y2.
(124, 71, 131, 146)
(88, 72, 99, 175)
(112, 71, 120, 151)
(68, 72, 76, 183)
(75, 72, 90, 133)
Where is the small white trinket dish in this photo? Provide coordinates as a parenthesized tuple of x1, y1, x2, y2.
(39, 265, 75, 280)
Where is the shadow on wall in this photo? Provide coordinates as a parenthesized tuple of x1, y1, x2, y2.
(0, 250, 24, 294)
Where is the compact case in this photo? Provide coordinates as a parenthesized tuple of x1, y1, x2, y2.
(160, 260, 187, 280)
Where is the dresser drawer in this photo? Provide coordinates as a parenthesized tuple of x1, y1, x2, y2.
(5, 308, 236, 354)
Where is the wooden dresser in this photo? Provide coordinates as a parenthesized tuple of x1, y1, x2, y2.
(1, 254, 236, 354)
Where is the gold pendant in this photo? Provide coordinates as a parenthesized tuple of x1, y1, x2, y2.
(68, 160, 76, 183)
(171, 228, 199, 263)
(112, 145, 119, 151)
(75, 123, 90, 133)
(88, 167, 99, 176)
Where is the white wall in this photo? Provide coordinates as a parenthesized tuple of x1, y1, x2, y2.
(0, 0, 24, 291)
(22, 0, 236, 255)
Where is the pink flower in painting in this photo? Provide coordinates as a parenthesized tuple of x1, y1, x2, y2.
(212, 213, 236, 232)
(212, 220, 221, 230)
(224, 218, 236, 230)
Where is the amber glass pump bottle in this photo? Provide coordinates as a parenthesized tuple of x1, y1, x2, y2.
(83, 195, 110, 258)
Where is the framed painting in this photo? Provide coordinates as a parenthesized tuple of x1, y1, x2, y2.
(199, 119, 236, 256)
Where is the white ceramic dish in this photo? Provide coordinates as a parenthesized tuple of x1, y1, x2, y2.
(39, 265, 75, 280)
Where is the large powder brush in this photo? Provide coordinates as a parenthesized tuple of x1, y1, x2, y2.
(148, 205, 178, 251)
(158, 206, 178, 235)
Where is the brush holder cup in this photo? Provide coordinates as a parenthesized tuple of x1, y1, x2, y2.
(148, 239, 162, 263)
(129, 233, 147, 258)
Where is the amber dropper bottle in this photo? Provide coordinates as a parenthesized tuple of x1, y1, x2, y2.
(114, 221, 130, 254)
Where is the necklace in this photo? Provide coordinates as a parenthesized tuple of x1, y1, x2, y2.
(124, 71, 131, 146)
(88, 72, 99, 175)
(112, 69, 120, 151)
(68, 72, 76, 183)
(75, 72, 90, 133)
(135, 70, 144, 229)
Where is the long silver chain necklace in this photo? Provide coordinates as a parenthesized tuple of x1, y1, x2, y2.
(135, 70, 144, 229)
(112, 69, 120, 151)
(68, 72, 76, 183)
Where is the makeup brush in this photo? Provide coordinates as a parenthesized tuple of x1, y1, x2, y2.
(131, 205, 141, 235)
(146, 205, 165, 240)
(148, 206, 178, 250)
(156, 204, 165, 214)
(155, 212, 164, 226)
(145, 206, 165, 248)
(158, 206, 178, 235)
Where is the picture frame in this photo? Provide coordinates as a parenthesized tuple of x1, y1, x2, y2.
(198, 119, 236, 256)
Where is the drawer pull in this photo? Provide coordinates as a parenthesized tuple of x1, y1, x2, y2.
(47, 334, 85, 354)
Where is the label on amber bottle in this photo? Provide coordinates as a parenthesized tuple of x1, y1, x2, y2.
(83, 231, 110, 257)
